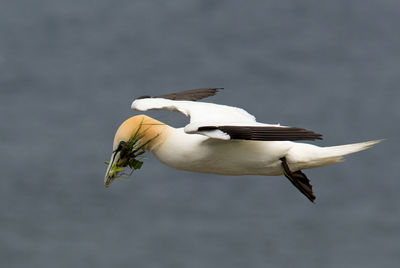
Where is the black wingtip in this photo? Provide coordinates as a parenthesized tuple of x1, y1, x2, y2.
(198, 125, 323, 141)
(314, 132, 323, 140)
(140, 87, 224, 101)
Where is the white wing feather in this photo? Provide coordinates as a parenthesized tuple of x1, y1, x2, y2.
(132, 98, 281, 140)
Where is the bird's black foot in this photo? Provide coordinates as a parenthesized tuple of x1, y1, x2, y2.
(280, 157, 316, 203)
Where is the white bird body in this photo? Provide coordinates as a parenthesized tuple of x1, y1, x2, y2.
(152, 127, 291, 176)
(105, 88, 381, 202)
(151, 126, 378, 176)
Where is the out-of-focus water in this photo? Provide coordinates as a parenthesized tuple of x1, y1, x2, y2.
(1, 0, 399, 267)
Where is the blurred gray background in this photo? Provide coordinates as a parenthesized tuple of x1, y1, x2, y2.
(1, 0, 399, 267)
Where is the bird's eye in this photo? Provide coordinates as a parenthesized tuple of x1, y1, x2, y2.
(114, 141, 127, 153)
(118, 141, 127, 150)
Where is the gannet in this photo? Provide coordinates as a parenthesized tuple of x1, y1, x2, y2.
(104, 88, 380, 202)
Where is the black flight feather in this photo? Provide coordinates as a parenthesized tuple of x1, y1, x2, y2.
(138, 88, 223, 101)
(198, 125, 323, 141)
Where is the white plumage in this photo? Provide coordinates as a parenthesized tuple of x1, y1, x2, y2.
(132, 98, 285, 140)
(105, 88, 380, 202)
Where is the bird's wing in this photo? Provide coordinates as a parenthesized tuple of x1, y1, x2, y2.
(137, 87, 223, 101)
(192, 125, 322, 141)
(132, 88, 322, 141)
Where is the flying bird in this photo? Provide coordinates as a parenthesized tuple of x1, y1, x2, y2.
(104, 88, 380, 202)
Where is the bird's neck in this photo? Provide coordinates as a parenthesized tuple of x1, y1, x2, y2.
(133, 115, 173, 152)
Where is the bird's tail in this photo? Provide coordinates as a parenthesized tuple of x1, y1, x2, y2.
(287, 139, 382, 170)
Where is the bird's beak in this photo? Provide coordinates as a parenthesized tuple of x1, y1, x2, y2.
(104, 150, 121, 187)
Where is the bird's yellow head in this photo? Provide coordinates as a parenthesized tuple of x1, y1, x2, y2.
(104, 115, 170, 187)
